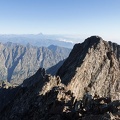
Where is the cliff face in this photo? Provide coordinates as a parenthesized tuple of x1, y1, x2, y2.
(0, 36, 120, 120)
(0, 43, 71, 84)
(57, 36, 120, 100)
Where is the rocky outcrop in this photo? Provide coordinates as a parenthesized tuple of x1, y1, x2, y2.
(0, 81, 19, 112)
(57, 36, 120, 101)
(0, 68, 119, 120)
(0, 43, 71, 84)
(0, 68, 71, 120)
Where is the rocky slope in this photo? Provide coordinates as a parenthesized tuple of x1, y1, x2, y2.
(57, 36, 120, 101)
(0, 69, 119, 120)
(0, 42, 71, 84)
(108, 41, 120, 61)
(0, 36, 120, 120)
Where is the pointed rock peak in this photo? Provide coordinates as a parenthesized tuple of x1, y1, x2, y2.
(69, 36, 104, 57)
(57, 36, 105, 82)
(85, 35, 103, 41)
(83, 36, 104, 48)
(22, 68, 46, 87)
(57, 36, 120, 100)
(35, 68, 46, 77)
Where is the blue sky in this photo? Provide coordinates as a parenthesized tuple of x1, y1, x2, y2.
(0, 0, 120, 41)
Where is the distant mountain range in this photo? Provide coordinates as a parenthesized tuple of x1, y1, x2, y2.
(0, 34, 81, 48)
(0, 42, 71, 84)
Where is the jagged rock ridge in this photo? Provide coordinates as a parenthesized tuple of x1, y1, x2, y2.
(57, 36, 120, 100)
(0, 68, 119, 120)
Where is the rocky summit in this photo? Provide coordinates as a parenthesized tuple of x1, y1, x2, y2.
(0, 36, 120, 120)
(57, 36, 120, 101)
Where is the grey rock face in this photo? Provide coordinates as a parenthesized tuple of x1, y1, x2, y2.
(108, 41, 120, 61)
(57, 36, 120, 100)
(0, 43, 71, 84)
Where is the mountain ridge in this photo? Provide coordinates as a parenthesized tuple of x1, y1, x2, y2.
(57, 36, 120, 100)
(0, 36, 120, 120)
(0, 42, 71, 84)
(0, 34, 75, 48)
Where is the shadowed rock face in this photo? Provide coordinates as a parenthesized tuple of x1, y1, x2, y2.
(0, 36, 120, 120)
(0, 43, 71, 84)
(0, 68, 119, 120)
(57, 36, 120, 100)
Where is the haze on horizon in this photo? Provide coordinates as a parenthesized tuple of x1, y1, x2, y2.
(0, 0, 120, 44)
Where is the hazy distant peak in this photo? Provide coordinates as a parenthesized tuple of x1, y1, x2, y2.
(37, 33, 44, 36)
